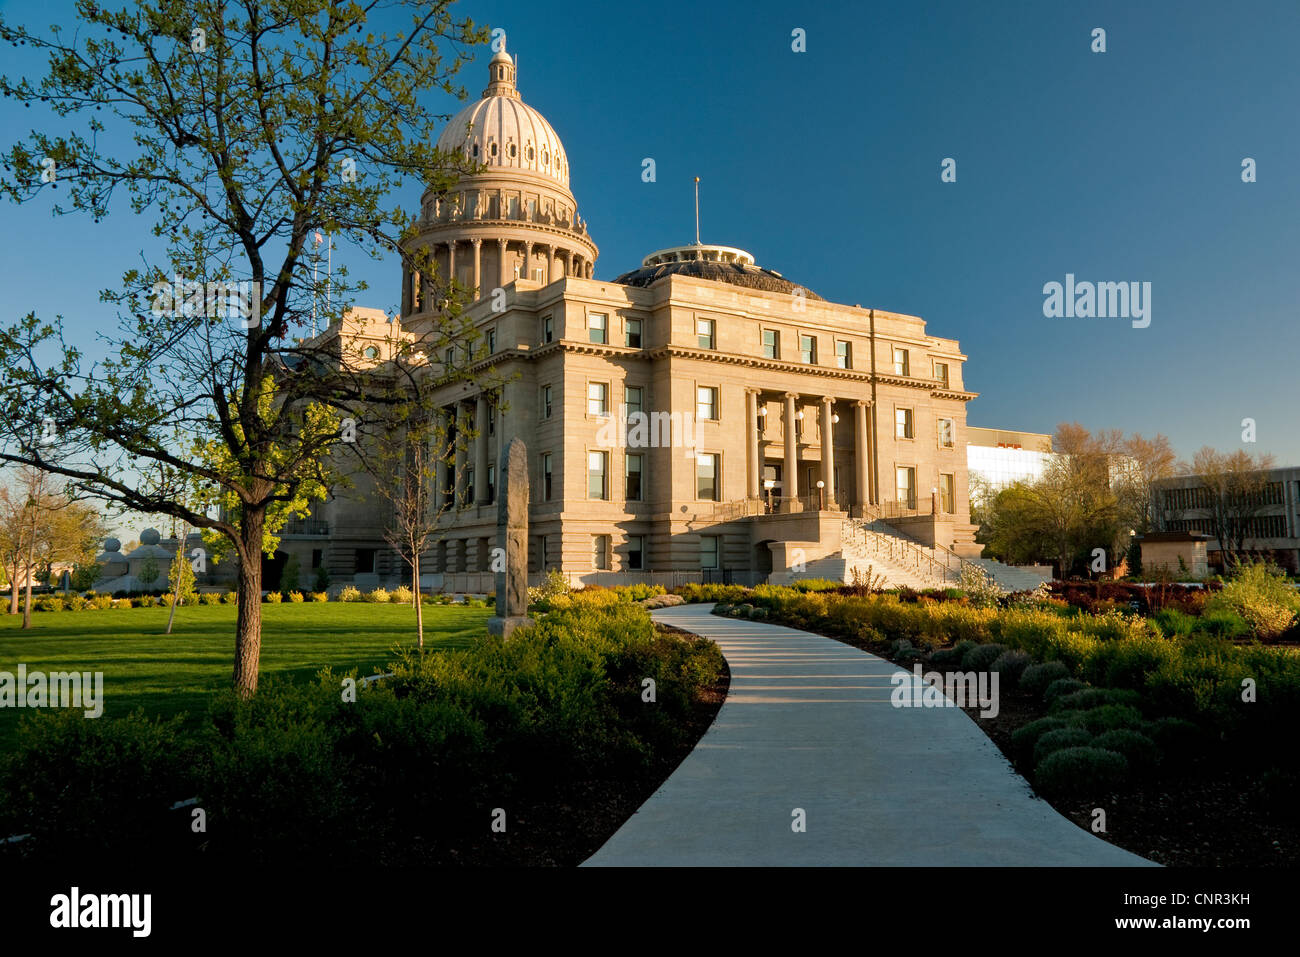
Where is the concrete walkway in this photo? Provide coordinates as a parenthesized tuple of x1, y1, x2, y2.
(584, 604, 1154, 866)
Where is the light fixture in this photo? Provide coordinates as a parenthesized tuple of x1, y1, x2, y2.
(757, 406, 767, 416)
(764, 479, 776, 490)
(816, 480, 825, 488)
(832, 413, 840, 424)
(795, 410, 804, 419)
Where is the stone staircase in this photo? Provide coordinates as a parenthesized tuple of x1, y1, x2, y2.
(778, 517, 1051, 595)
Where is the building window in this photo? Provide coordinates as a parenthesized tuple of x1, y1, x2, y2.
(532, 267, 544, 282)
(697, 452, 720, 501)
(588, 451, 608, 499)
(835, 340, 852, 369)
(542, 453, 553, 500)
(893, 347, 909, 376)
(800, 334, 816, 364)
(696, 385, 719, 421)
(465, 467, 474, 505)
(940, 473, 955, 514)
(310, 549, 322, 569)
(762, 328, 780, 359)
(626, 318, 642, 348)
(624, 385, 643, 418)
(588, 382, 608, 416)
(626, 454, 643, 500)
(486, 330, 496, 353)
(895, 408, 914, 439)
(934, 361, 949, 388)
(541, 384, 553, 419)
(697, 317, 716, 349)
(363, 345, 379, 360)
(699, 535, 719, 570)
(542, 315, 554, 344)
(896, 467, 917, 509)
(354, 548, 376, 574)
(588, 312, 607, 344)
(487, 464, 496, 502)
(444, 347, 454, 367)
(627, 535, 645, 570)
(488, 406, 496, 436)
(937, 418, 954, 448)
(592, 534, 611, 570)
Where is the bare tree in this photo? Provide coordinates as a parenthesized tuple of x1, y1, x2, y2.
(1189, 447, 1278, 567)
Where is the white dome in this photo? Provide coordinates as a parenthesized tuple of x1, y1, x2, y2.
(435, 47, 570, 187)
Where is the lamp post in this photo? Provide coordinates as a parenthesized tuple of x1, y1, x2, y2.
(764, 478, 775, 514)
(816, 479, 825, 511)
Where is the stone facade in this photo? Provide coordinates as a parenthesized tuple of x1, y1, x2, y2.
(256, 41, 985, 590)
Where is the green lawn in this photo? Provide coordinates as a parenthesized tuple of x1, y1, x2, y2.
(0, 602, 489, 748)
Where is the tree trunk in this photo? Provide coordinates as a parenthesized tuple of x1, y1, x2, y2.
(21, 535, 35, 629)
(232, 516, 265, 697)
(412, 551, 424, 649)
(8, 562, 17, 615)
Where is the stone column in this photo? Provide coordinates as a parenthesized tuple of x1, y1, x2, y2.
(855, 400, 870, 512)
(438, 406, 453, 507)
(497, 239, 508, 288)
(401, 265, 411, 316)
(453, 403, 468, 507)
(447, 240, 456, 285)
(411, 269, 421, 313)
(783, 392, 798, 511)
(475, 394, 490, 505)
(522, 241, 533, 281)
(488, 437, 534, 638)
(821, 396, 836, 506)
(746, 390, 760, 500)
(471, 238, 482, 298)
(541, 244, 553, 283)
(562, 249, 572, 277)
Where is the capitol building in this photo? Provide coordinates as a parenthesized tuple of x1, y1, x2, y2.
(268, 43, 1031, 593)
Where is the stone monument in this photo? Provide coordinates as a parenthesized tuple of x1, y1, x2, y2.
(488, 437, 534, 637)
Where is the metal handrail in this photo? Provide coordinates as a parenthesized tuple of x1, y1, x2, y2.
(842, 517, 989, 587)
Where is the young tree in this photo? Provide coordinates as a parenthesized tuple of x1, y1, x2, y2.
(1189, 447, 1278, 567)
(0, 2, 490, 695)
(0, 465, 104, 625)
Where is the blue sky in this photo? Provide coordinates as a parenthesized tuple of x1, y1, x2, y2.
(2, 0, 1298, 470)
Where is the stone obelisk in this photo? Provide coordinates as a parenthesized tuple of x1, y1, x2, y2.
(488, 437, 534, 637)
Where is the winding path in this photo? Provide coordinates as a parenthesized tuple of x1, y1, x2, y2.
(584, 604, 1154, 867)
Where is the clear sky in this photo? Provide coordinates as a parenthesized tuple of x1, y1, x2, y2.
(2, 0, 1298, 486)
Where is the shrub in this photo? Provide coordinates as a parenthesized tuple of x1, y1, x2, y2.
(287, 591, 305, 603)
(133, 596, 155, 608)
(1205, 560, 1300, 640)
(1093, 729, 1159, 770)
(35, 596, 62, 612)
(90, 594, 115, 610)
(199, 592, 222, 605)
(338, 585, 362, 603)
(958, 562, 1003, 608)
(990, 650, 1032, 688)
(1033, 727, 1094, 766)
(1010, 716, 1075, 761)
(1050, 687, 1142, 712)
(264, 591, 283, 604)
(735, 603, 754, 618)
(390, 586, 414, 604)
(1147, 716, 1203, 761)
(713, 603, 733, 616)
(1021, 661, 1071, 698)
(1075, 704, 1145, 735)
(961, 643, 1007, 671)
(309, 592, 329, 603)
(365, 587, 390, 604)
(222, 592, 238, 604)
(1035, 747, 1128, 796)
(1043, 677, 1086, 703)
(928, 646, 966, 668)
(527, 568, 571, 607)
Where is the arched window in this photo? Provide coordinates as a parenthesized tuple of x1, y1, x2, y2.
(489, 141, 498, 158)
(363, 346, 379, 359)
(526, 144, 535, 162)
(472, 142, 479, 159)
(508, 142, 517, 159)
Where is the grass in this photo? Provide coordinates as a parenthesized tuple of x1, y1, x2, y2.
(0, 603, 489, 748)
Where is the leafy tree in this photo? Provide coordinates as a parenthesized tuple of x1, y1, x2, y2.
(137, 557, 160, 588)
(0, 1, 490, 695)
(1187, 447, 1278, 568)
